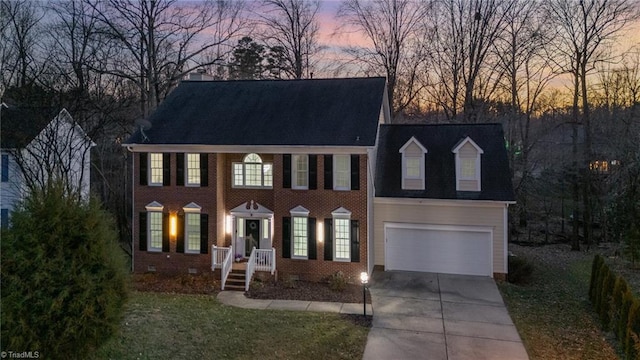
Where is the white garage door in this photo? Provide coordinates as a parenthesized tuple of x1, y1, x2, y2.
(385, 224, 492, 276)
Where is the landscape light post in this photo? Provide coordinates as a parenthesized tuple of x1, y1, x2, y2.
(360, 272, 369, 317)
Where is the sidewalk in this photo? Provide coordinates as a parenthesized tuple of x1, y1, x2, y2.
(217, 291, 374, 315)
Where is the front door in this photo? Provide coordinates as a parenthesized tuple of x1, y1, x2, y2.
(245, 219, 260, 256)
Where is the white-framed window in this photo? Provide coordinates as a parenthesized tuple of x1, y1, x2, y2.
(186, 153, 201, 185)
(148, 212, 163, 251)
(185, 213, 201, 253)
(460, 158, 476, 179)
(452, 137, 483, 191)
(405, 157, 421, 178)
(292, 217, 308, 258)
(183, 202, 202, 253)
(292, 154, 308, 189)
(232, 153, 273, 188)
(332, 207, 351, 261)
(290, 205, 309, 259)
(399, 137, 427, 190)
(333, 155, 350, 190)
(149, 153, 163, 185)
(334, 218, 350, 261)
(145, 201, 164, 252)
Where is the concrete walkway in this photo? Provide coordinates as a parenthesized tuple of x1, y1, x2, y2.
(217, 291, 373, 315)
(363, 271, 529, 360)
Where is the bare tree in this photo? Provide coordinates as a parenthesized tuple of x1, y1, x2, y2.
(0, 0, 46, 92)
(428, 0, 514, 122)
(545, 0, 638, 249)
(258, 0, 322, 79)
(493, 0, 557, 226)
(88, 0, 248, 117)
(337, 0, 431, 119)
(46, 0, 101, 97)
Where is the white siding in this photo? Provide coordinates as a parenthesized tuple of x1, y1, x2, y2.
(374, 198, 507, 275)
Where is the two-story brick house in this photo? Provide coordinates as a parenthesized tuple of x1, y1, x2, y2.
(124, 78, 389, 283)
(125, 77, 515, 287)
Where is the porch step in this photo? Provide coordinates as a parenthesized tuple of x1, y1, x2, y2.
(224, 270, 246, 291)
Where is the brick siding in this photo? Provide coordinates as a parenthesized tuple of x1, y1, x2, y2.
(133, 151, 369, 281)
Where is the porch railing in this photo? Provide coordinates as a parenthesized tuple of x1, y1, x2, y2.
(255, 248, 276, 274)
(245, 247, 276, 291)
(212, 245, 233, 290)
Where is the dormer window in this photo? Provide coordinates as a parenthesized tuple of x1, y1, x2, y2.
(399, 137, 427, 190)
(452, 137, 483, 192)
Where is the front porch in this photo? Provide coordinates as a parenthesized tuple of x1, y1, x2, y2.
(212, 245, 276, 291)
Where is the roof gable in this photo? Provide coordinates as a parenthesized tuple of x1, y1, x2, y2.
(399, 136, 428, 154)
(0, 105, 59, 149)
(375, 123, 514, 202)
(125, 77, 387, 147)
(452, 136, 484, 154)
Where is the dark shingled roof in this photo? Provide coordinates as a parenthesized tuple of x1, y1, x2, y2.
(376, 123, 515, 201)
(1, 105, 58, 149)
(125, 77, 387, 146)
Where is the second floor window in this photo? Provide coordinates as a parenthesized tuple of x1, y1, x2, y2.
(186, 154, 201, 185)
(292, 155, 308, 189)
(149, 153, 163, 185)
(1, 154, 8, 182)
(233, 153, 273, 188)
(333, 155, 350, 190)
(460, 158, 476, 179)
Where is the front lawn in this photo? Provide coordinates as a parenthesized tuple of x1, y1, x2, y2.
(499, 244, 619, 360)
(92, 291, 369, 360)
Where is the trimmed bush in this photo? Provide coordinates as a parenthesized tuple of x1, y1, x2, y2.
(599, 271, 616, 330)
(620, 289, 635, 343)
(594, 262, 609, 314)
(0, 183, 128, 359)
(508, 256, 534, 284)
(626, 299, 640, 360)
(589, 255, 604, 302)
(611, 277, 629, 332)
(328, 271, 348, 292)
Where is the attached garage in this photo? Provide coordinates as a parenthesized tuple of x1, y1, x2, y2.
(372, 124, 516, 280)
(384, 223, 492, 276)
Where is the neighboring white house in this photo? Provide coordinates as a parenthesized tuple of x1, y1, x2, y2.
(0, 105, 94, 228)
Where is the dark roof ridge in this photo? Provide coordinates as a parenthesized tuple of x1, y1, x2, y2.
(381, 123, 503, 127)
(182, 76, 386, 84)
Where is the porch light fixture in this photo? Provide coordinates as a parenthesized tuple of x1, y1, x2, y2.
(317, 222, 324, 242)
(225, 215, 232, 235)
(360, 272, 369, 317)
(169, 213, 177, 238)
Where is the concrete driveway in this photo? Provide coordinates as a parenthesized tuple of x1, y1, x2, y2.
(362, 271, 529, 360)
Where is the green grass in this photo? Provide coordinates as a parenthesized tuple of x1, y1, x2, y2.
(92, 292, 369, 360)
(499, 257, 619, 360)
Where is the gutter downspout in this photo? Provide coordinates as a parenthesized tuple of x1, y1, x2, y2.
(127, 146, 134, 273)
